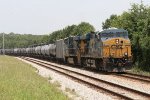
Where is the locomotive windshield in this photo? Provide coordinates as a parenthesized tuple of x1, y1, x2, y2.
(101, 32, 114, 38)
(116, 32, 128, 38)
(100, 29, 128, 40)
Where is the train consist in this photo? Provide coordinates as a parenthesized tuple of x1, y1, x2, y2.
(4, 28, 132, 72)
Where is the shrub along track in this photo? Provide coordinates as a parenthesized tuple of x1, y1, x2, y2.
(19, 56, 150, 100)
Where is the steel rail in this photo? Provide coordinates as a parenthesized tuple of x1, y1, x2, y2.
(115, 74, 150, 83)
(125, 72, 150, 79)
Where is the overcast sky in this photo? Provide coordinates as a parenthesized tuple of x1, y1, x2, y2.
(0, 0, 149, 35)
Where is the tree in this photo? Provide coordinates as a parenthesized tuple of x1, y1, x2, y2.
(102, 14, 118, 29)
(47, 22, 95, 43)
(73, 22, 95, 35)
(0, 33, 47, 48)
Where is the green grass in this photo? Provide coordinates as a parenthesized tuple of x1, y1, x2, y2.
(130, 66, 150, 76)
(0, 56, 68, 100)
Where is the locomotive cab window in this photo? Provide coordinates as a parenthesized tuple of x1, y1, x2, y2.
(115, 32, 128, 38)
(100, 32, 114, 39)
(99, 29, 129, 40)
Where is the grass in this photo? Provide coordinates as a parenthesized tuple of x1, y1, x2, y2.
(130, 66, 150, 76)
(53, 81, 61, 87)
(0, 55, 68, 100)
(65, 88, 76, 95)
(48, 76, 52, 80)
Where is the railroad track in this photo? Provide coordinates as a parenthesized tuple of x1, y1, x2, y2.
(53, 58, 150, 84)
(77, 67, 150, 84)
(20, 56, 150, 100)
(114, 72, 150, 84)
(126, 72, 150, 78)
(66, 61, 150, 84)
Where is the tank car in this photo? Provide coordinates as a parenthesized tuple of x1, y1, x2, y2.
(20, 48, 26, 56)
(14, 48, 20, 56)
(41, 45, 47, 56)
(35, 46, 42, 56)
(49, 44, 56, 57)
(4, 49, 10, 55)
(56, 39, 65, 62)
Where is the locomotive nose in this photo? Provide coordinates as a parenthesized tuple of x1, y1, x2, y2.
(117, 39, 131, 57)
(107, 38, 131, 58)
(103, 38, 130, 58)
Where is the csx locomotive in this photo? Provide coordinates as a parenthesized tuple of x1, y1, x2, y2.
(4, 28, 132, 72)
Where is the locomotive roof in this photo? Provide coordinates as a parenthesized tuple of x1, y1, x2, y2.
(99, 28, 129, 41)
(100, 28, 128, 34)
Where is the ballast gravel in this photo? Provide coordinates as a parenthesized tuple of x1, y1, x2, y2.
(17, 57, 115, 100)
(41, 59, 150, 95)
(26, 57, 150, 95)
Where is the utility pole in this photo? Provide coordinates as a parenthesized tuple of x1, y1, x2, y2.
(3, 33, 5, 55)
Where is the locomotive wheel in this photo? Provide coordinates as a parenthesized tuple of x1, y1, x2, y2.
(81, 58, 86, 67)
(103, 59, 113, 72)
(102, 59, 109, 72)
(95, 59, 103, 71)
(65, 57, 68, 64)
(95, 59, 100, 70)
(107, 64, 113, 72)
(73, 57, 78, 65)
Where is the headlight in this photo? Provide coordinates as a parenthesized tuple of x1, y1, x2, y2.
(116, 39, 119, 44)
(124, 52, 128, 56)
(111, 53, 114, 56)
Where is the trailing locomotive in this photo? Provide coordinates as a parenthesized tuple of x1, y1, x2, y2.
(5, 28, 132, 72)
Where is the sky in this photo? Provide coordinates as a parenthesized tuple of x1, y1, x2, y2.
(0, 0, 149, 35)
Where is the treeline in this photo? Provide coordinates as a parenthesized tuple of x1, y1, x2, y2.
(102, 3, 150, 71)
(0, 22, 95, 48)
(47, 22, 95, 43)
(0, 33, 47, 48)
